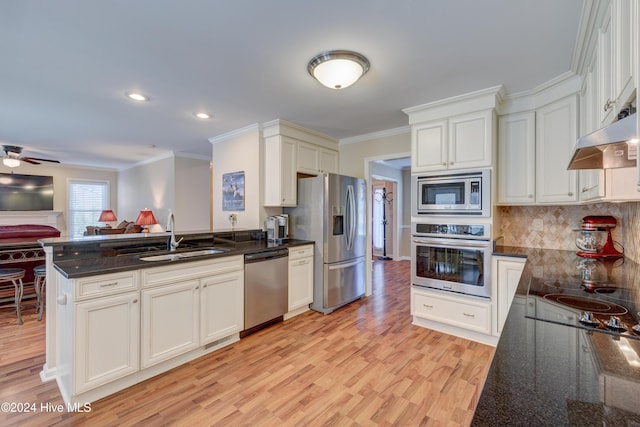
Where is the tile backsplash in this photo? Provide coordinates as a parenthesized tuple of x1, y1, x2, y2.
(497, 202, 640, 263)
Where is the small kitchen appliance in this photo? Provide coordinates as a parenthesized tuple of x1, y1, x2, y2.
(575, 215, 624, 259)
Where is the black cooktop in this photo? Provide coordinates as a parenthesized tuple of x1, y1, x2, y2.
(526, 258, 640, 340)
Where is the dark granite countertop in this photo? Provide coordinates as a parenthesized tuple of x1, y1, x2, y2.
(51, 235, 314, 279)
(473, 246, 640, 426)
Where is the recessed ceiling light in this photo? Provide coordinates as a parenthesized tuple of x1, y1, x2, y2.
(125, 91, 150, 102)
(194, 112, 211, 119)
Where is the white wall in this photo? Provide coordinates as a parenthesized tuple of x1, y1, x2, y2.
(211, 126, 263, 230)
(118, 153, 211, 232)
(118, 154, 176, 232)
(174, 155, 211, 231)
(340, 132, 411, 179)
(0, 162, 118, 235)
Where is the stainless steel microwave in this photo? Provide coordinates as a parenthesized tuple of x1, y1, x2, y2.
(412, 169, 491, 217)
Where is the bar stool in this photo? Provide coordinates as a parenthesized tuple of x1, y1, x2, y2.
(34, 265, 47, 321)
(0, 268, 25, 325)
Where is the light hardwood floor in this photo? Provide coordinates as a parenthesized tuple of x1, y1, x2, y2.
(0, 260, 494, 426)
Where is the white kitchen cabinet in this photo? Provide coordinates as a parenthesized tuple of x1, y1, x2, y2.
(579, 57, 605, 202)
(56, 271, 141, 399)
(613, 0, 636, 108)
(74, 291, 140, 394)
(535, 95, 579, 203)
(596, 0, 636, 126)
(141, 280, 200, 368)
(200, 269, 244, 344)
(491, 256, 525, 336)
(411, 287, 491, 335)
(497, 112, 536, 204)
(297, 141, 339, 175)
(287, 245, 314, 315)
(412, 110, 493, 173)
(264, 134, 297, 207)
(263, 119, 339, 206)
(598, 7, 615, 126)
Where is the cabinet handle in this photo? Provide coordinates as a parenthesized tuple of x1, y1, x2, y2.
(132, 299, 138, 304)
(568, 192, 574, 196)
(202, 284, 207, 288)
(582, 187, 588, 193)
(528, 194, 533, 198)
(449, 162, 454, 165)
(442, 162, 447, 166)
(297, 259, 309, 265)
(57, 294, 67, 305)
(100, 281, 118, 287)
(603, 99, 615, 111)
(195, 286, 199, 290)
(463, 312, 475, 318)
(423, 304, 433, 309)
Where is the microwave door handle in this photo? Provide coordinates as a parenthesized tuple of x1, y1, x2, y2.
(412, 238, 489, 249)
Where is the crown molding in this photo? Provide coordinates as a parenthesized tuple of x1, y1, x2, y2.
(208, 123, 261, 145)
(339, 126, 410, 145)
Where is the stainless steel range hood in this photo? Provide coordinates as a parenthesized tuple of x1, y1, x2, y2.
(567, 113, 638, 170)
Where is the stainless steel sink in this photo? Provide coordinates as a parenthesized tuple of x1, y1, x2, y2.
(139, 247, 229, 262)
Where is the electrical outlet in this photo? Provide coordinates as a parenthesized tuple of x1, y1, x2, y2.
(533, 218, 543, 232)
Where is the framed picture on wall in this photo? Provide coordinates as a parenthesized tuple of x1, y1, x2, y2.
(222, 171, 245, 211)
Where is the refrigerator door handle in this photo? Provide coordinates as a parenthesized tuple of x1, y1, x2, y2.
(328, 258, 365, 270)
(346, 184, 356, 250)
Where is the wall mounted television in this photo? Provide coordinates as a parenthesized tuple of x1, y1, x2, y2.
(0, 173, 54, 211)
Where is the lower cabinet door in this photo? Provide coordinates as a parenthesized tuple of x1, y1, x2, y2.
(288, 256, 313, 311)
(200, 270, 244, 345)
(74, 292, 140, 394)
(141, 280, 200, 368)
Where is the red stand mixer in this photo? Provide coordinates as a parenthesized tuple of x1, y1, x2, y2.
(575, 215, 624, 259)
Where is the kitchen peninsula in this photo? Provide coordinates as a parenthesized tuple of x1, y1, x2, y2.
(473, 247, 640, 425)
(39, 230, 313, 405)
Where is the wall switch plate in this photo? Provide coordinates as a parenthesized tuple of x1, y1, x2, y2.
(532, 218, 543, 232)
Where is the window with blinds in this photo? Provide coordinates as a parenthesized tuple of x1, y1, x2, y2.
(68, 180, 109, 238)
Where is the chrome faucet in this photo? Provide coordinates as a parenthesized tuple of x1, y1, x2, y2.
(166, 210, 183, 251)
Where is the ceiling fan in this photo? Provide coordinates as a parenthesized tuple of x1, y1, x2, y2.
(2, 145, 60, 167)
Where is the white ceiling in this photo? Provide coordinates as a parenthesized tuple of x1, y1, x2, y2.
(0, 0, 584, 170)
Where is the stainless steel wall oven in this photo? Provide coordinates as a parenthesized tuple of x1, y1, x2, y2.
(411, 222, 491, 298)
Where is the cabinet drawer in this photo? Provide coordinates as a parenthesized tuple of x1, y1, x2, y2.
(288, 245, 314, 260)
(75, 271, 138, 300)
(142, 255, 243, 288)
(412, 290, 491, 334)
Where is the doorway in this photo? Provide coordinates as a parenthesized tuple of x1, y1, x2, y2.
(372, 178, 396, 260)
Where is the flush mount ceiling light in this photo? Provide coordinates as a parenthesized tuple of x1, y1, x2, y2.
(125, 91, 150, 102)
(2, 158, 20, 168)
(193, 112, 212, 119)
(308, 50, 370, 90)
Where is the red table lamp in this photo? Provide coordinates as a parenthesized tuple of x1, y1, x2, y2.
(135, 209, 158, 233)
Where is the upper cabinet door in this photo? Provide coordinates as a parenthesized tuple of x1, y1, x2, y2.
(448, 110, 493, 170)
(597, 8, 615, 126)
(613, 0, 636, 107)
(411, 120, 448, 172)
(497, 112, 536, 204)
(535, 95, 578, 204)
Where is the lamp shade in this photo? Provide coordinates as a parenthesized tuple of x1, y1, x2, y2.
(98, 209, 117, 222)
(308, 50, 370, 90)
(135, 209, 158, 226)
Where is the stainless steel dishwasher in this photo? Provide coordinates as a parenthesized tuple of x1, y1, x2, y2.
(242, 248, 288, 336)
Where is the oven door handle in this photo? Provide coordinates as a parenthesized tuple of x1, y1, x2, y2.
(412, 238, 490, 249)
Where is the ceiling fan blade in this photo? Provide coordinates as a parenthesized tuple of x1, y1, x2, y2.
(22, 157, 60, 164)
(21, 158, 41, 165)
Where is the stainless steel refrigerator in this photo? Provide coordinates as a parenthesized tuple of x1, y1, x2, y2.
(285, 173, 366, 314)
